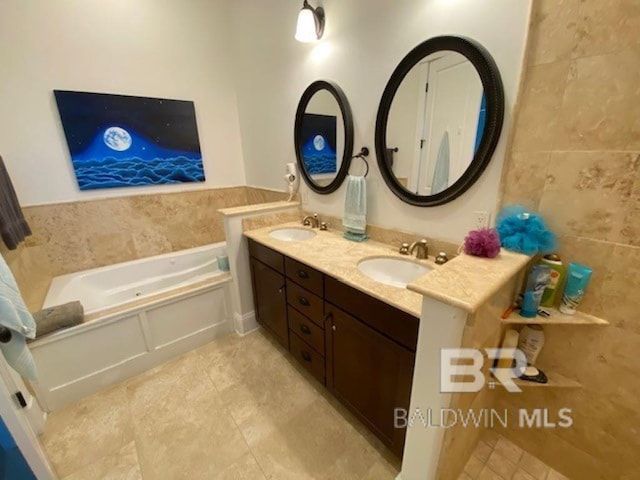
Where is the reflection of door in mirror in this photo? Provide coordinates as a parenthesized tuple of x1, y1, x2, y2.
(387, 51, 484, 195)
(301, 91, 345, 187)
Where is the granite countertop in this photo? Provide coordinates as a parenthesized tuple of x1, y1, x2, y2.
(244, 222, 431, 318)
(244, 221, 531, 316)
(407, 249, 530, 313)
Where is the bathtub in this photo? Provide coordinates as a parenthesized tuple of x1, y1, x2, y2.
(29, 243, 233, 412)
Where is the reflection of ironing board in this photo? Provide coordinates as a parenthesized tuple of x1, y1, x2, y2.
(431, 131, 450, 194)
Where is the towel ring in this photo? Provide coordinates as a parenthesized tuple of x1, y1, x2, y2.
(348, 147, 370, 178)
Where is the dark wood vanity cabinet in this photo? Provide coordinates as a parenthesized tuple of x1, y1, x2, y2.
(248, 242, 289, 348)
(325, 304, 415, 455)
(247, 238, 418, 457)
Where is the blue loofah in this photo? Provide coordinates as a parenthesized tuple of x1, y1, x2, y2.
(496, 205, 557, 255)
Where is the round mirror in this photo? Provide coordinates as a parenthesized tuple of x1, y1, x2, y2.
(295, 80, 354, 194)
(375, 36, 504, 206)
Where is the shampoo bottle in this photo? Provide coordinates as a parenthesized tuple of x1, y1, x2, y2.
(540, 254, 565, 307)
(519, 265, 551, 318)
(559, 262, 593, 315)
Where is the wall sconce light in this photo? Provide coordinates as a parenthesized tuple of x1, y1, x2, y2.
(295, 0, 325, 43)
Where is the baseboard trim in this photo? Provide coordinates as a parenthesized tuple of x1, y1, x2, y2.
(234, 310, 259, 335)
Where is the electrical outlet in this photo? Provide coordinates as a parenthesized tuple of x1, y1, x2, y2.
(301, 190, 309, 205)
(473, 211, 491, 230)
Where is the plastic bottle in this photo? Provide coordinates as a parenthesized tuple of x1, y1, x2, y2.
(540, 254, 565, 307)
(519, 265, 551, 318)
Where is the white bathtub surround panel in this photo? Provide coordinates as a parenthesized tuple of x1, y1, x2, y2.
(220, 202, 301, 335)
(44, 243, 226, 317)
(29, 279, 232, 411)
(399, 299, 468, 480)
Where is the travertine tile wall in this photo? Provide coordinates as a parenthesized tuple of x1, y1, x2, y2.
(498, 1, 640, 478)
(436, 275, 523, 480)
(1, 186, 287, 311)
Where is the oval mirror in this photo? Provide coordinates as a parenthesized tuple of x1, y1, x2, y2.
(375, 36, 504, 206)
(295, 80, 354, 194)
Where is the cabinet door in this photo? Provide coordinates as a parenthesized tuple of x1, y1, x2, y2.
(250, 257, 289, 348)
(326, 304, 415, 456)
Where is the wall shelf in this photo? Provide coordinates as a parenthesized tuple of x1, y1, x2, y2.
(501, 308, 609, 326)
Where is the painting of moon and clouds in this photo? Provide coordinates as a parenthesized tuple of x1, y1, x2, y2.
(54, 90, 205, 191)
(300, 113, 337, 176)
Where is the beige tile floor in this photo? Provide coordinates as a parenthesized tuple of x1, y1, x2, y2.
(39, 329, 401, 480)
(461, 432, 570, 480)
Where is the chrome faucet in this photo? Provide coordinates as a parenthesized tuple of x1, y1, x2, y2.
(302, 213, 320, 228)
(409, 239, 429, 259)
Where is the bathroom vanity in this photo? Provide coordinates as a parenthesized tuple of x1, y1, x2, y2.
(248, 237, 418, 456)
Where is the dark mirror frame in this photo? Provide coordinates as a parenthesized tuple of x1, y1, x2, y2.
(295, 80, 354, 194)
(375, 36, 505, 207)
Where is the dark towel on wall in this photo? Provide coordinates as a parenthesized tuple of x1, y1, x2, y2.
(0, 156, 31, 250)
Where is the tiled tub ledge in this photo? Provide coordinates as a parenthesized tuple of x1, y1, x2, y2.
(218, 200, 300, 217)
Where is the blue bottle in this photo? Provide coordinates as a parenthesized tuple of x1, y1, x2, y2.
(520, 265, 551, 318)
(559, 262, 592, 315)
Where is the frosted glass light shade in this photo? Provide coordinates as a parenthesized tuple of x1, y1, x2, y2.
(295, 8, 318, 42)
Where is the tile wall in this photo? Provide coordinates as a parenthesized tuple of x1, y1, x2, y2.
(497, 1, 640, 478)
(1, 186, 288, 310)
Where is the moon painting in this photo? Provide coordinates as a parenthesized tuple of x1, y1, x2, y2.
(103, 127, 132, 151)
(54, 90, 205, 191)
(300, 114, 337, 176)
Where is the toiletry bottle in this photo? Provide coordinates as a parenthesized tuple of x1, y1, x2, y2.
(497, 329, 520, 369)
(540, 254, 565, 307)
(559, 262, 593, 315)
(518, 324, 545, 365)
(519, 265, 551, 318)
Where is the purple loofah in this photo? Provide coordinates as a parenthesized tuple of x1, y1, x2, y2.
(464, 228, 501, 258)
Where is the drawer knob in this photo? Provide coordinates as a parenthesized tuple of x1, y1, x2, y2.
(278, 286, 285, 294)
(300, 324, 311, 335)
(301, 351, 312, 362)
(298, 296, 310, 307)
(297, 269, 309, 279)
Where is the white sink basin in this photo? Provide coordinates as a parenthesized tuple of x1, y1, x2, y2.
(269, 228, 317, 242)
(358, 257, 431, 288)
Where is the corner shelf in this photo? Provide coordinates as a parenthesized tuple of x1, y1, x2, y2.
(501, 308, 609, 326)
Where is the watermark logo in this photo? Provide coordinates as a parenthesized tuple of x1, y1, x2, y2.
(394, 407, 573, 429)
(440, 348, 528, 393)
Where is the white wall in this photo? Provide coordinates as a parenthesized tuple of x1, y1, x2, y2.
(231, 0, 531, 243)
(0, 0, 246, 206)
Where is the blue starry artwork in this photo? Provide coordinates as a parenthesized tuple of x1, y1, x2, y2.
(54, 90, 205, 191)
(300, 113, 337, 175)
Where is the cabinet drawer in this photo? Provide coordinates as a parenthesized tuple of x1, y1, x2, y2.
(286, 279, 324, 327)
(290, 332, 325, 384)
(248, 239, 284, 273)
(325, 275, 419, 351)
(285, 257, 323, 296)
(288, 306, 324, 355)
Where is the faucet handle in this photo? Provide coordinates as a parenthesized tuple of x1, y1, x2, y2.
(435, 252, 449, 265)
(320, 222, 328, 231)
(399, 243, 410, 255)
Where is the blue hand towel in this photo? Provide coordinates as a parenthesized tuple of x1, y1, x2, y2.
(431, 131, 450, 195)
(342, 175, 368, 241)
(0, 254, 37, 380)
